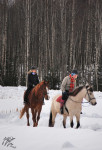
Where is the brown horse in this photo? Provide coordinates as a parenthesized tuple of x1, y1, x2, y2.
(20, 80, 50, 127)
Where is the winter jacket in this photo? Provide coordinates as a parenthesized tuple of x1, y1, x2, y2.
(61, 75, 76, 92)
(27, 72, 39, 88)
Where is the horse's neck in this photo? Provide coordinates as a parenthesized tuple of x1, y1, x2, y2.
(70, 88, 86, 102)
(35, 84, 43, 96)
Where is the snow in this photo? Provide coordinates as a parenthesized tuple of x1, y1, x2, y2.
(0, 86, 102, 150)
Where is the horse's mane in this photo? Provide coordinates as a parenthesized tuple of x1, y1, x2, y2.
(32, 81, 44, 95)
(69, 86, 84, 96)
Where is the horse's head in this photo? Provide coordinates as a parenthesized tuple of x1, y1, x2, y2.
(85, 85, 97, 105)
(42, 80, 50, 100)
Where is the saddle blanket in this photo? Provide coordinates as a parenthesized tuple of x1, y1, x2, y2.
(56, 95, 63, 103)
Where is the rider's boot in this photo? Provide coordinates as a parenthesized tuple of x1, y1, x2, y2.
(60, 99, 64, 114)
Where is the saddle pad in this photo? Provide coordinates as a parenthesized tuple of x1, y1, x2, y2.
(56, 95, 62, 103)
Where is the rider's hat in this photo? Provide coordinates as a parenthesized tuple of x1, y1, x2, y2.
(31, 66, 36, 70)
(72, 70, 78, 75)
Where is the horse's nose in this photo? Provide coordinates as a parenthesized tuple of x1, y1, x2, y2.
(93, 102, 97, 105)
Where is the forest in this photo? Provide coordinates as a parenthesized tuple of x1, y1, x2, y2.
(0, 0, 102, 90)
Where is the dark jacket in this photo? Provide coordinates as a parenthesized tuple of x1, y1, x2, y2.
(27, 72, 39, 88)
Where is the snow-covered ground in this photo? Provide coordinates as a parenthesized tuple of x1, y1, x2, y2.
(0, 86, 102, 150)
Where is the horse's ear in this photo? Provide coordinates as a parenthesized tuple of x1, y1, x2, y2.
(86, 83, 89, 89)
(43, 80, 49, 85)
(45, 81, 49, 84)
(85, 84, 93, 92)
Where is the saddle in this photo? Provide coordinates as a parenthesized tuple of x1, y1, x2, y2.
(56, 95, 68, 104)
(56, 95, 69, 113)
(56, 95, 67, 105)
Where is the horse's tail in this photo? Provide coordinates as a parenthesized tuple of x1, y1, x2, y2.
(49, 111, 53, 127)
(19, 106, 26, 119)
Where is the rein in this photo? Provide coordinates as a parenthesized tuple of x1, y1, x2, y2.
(69, 97, 88, 104)
(68, 87, 95, 104)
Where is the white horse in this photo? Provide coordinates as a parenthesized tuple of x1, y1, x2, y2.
(49, 85, 97, 128)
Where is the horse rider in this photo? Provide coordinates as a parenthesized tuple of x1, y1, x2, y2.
(60, 70, 78, 114)
(24, 66, 39, 104)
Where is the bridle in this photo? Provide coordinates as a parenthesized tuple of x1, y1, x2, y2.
(85, 88, 96, 103)
(41, 84, 49, 97)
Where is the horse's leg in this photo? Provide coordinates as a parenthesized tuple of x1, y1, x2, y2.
(31, 107, 35, 127)
(34, 110, 38, 127)
(26, 107, 30, 126)
(76, 114, 80, 128)
(49, 109, 57, 127)
(63, 116, 67, 128)
(51, 110, 57, 127)
(70, 115, 74, 128)
(36, 107, 42, 126)
(49, 111, 53, 127)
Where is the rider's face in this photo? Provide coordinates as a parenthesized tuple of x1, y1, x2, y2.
(32, 69, 36, 73)
(73, 74, 78, 79)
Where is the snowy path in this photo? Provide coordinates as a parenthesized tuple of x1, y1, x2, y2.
(0, 86, 102, 150)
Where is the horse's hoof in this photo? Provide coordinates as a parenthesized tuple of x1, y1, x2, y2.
(33, 123, 38, 127)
